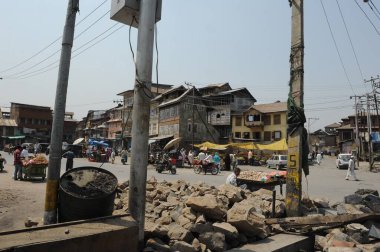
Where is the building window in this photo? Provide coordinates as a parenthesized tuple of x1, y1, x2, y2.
(272, 131, 282, 140)
(342, 131, 352, 141)
(235, 116, 242, 126)
(253, 132, 261, 140)
(243, 132, 250, 139)
(262, 115, 271, 125)
(264, 131, 271, 141)
(235, 132, 241, 138)
(188, 123, 192, 132)
(274, 114, 281, 125)
(246, 114, 261, 122)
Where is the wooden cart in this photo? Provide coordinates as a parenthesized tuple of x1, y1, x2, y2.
(23, 163, 47, 180)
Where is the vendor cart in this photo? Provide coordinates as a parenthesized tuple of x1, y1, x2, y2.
(237, 170, 286, 193)
(23, 163, 47, 180)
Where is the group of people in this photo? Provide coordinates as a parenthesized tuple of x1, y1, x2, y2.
(195, 150, 222, 173)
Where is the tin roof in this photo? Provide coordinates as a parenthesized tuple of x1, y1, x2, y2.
(249, 102, 287, 113)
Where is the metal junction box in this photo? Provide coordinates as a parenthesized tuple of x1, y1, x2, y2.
(110, 0, 162, 28)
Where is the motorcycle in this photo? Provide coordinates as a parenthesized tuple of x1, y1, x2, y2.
(193, 160, 218, 175)
(156, 154, 176, 174)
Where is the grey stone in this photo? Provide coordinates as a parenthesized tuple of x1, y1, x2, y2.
(170, 204, 184, 222)
(168, 224, 194, 243)
(314, 235, 327, 251)
(346, 223, 369, 244)
(364, 194, 380, 213)
(326, 248, 362, 252)
(189, 222, 213, 234)
(212, 222, 239, 248)
(182, 207, 197, 223)
(146, 238, 171, 252)
(336, 203, 364, 215)
(144, 221, 169, 239)
(355, 189, 379, 197)
(155, 215, 172, 225)
(171, 241, 196, 252)
(217, 184, 244, 205)
(344, 194, 363, 205)
(195, 214, 206, 224)
(199, 232, 226, 252)
(24, 217, 39, 228)
(313, 197, 330, 208)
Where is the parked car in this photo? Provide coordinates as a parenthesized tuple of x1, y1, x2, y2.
(336, 154, 351, 169)
(21, 143, 34, 153)
(266, 155, 287, 170)
(34, 143, 49, 153)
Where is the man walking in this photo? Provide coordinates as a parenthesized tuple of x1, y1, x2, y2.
(13, 145, 23, 180)
(62, 148, 75, 171)
(345, 156, 358, 181)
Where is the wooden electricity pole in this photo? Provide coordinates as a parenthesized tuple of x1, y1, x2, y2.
(286, 0, 304, 217)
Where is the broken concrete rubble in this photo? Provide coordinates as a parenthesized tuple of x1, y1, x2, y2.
(115, 179, 380, 252)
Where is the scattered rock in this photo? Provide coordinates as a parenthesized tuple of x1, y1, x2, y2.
(227, 199, 269, 239)
(186, 194, 227, 221)
(146, 238, 171, 252)
(217, 184, 243, 205)
(363, 194, 380, 213)
(212, 222, 239, 248)
(189, 222, 213, 234)
(313, 197, 330, 208)
(168, 224, 194, 243)
(326, 246, 362, 252)
(144, 221, 169, 239)
(64, 229, 70, 234)
(336, 204, 364, 215)
(171, 241, 196, 252)
(355, 189, 379, 197)
(346, 223, 369, 244)
(24, 217, 39, 228)
(315, 235, 327, 251)
(198, 232, 226, 252)
(344, 194, 363, 205)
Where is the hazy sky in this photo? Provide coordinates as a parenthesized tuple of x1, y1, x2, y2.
(0, 0, 379, 132)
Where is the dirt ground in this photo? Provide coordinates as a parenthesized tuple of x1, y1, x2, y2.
(0, 164, 46, 232)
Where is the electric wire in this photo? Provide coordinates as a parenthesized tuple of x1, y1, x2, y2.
(20, 24, 124, 79)
(336, 0, 367, 92)
(354, 0, 380, 36)
(370, 0, 380, 16)
(320, 0, 356, 95)
(368, 0, 380, 21)
(0, 0, 109, 74)
(74, 10, 110, 40)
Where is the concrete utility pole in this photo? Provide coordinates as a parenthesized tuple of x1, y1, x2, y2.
(286, 0, 304, 217)
(365, 76, 380, 135)
(350, 95, 364, 167)
(128, 0, 157, 248)
(366, 94, 373, 170)
(44, 0, 79, 225)
(185, 82, 195, 149)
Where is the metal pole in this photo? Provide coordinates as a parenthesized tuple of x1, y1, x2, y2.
(286, 0, 304, 217)
(128, 0, 157, 248)
(192, 86, 195, 149)
(355, 97, 360, 166)
(44, 0, 79, 224)
(367, 94, 373, 170)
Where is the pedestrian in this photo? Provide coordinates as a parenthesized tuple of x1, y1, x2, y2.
(120, 148, 128, 164)
(20, 146, 29, 161)
(213, 152, 221, 173)
(111, 149, 116, 164)
(224, 151, 231, 171)
(345, 156, 358, 181)
(0, 154, 7, 172)
(188, 150, 194, 167)
(226, 167, 247, 189)
(13, 145, 23, 180)
(316, 152, 322, 165)
(248, 150, 253, 166)
(62, 148, 75, 171)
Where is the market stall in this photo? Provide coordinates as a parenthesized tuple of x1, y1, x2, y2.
(237, 170, 287, 192)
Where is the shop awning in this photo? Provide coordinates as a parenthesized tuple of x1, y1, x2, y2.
(2, 135, 25, 139)
(148, 135, 173, 144)
(194, 138, 288, 151)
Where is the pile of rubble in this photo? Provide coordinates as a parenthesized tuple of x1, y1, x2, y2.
(113, 178, 380, 252)
(114, 177, 286, 252)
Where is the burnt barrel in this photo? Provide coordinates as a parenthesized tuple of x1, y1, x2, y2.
(58, 166, 118, 223)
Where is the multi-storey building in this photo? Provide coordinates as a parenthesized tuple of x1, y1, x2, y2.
(232, 101, 287, 143)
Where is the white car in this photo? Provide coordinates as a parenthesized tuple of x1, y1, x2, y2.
(267, 155, 287, 170)
(336, 154, 351, 169)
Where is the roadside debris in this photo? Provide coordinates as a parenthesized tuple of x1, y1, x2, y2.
(113, 178, 380, 251)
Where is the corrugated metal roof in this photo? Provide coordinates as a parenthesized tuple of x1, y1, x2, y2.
(0, 118, 17, 127)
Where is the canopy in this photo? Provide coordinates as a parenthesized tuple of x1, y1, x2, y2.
(163, 137, 181, 150)
(194, 141, 228, 151)
(88, 139, 109, 147)
(73, 137, 85, 145)
(194, 139, 288, 151)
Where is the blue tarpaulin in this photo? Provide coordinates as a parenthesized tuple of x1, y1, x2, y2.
(88, 139, 109, 147)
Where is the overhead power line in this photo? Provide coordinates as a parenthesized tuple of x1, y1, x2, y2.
(320, 0, 356, 95)
(354, 0, 380, 37)
(0, 0, 109, 75)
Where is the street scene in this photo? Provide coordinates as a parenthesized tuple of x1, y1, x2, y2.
(1, 0, 380, 251)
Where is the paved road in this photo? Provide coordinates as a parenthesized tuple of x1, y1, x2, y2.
(0, 151, 379, 231)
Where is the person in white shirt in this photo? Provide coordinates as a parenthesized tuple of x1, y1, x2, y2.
(226, 168, 241, 186)
(197, 151, 206, 162)
(20, 146, 29, 161)
(345, 156, 358, 181)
